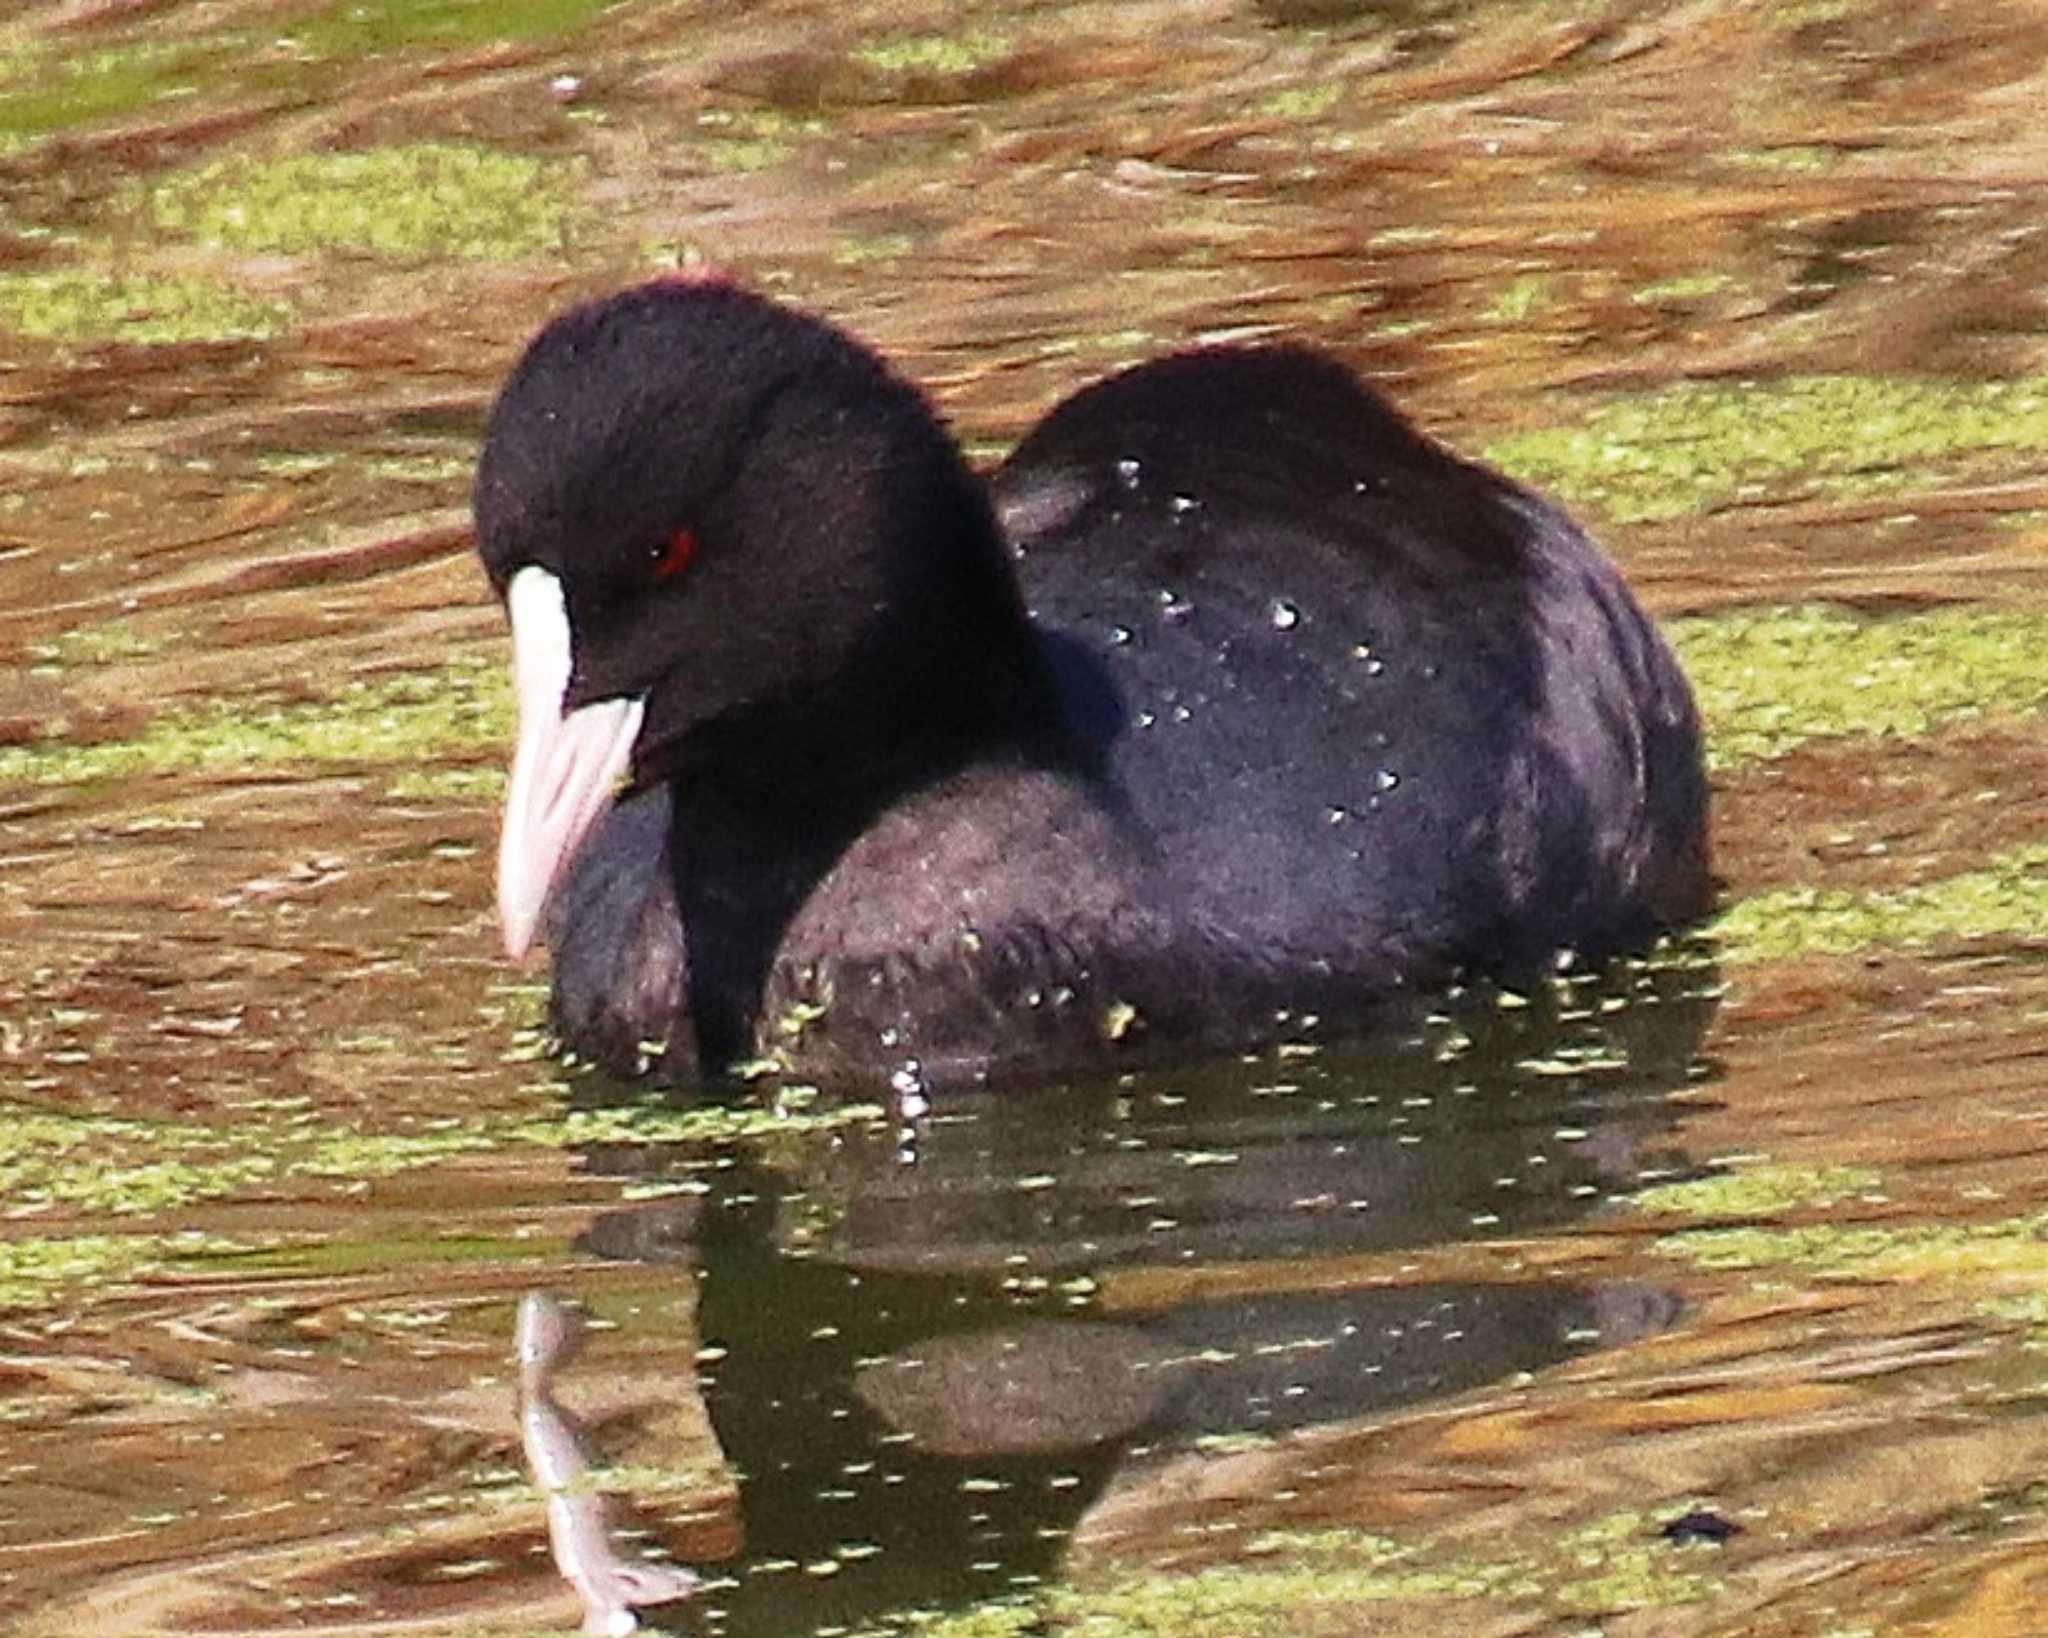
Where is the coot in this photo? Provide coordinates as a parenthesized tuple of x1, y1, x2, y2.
(474, 279, 1708, 1088)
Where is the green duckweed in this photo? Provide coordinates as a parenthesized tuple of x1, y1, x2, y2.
(0, 660, 509, 788)
(1656, 1207, 2048, 1277)
(0, 40, 203, 138)
(143, 143, 591, 261)
(0, 270, 290, 345)
(1669, 604, 2048, 769)
(1632, 1163, 1886, 1219)
(866, 1510, 1716, 1637)
(1487, 373, 2048, 523)
(851, 31, 1012, 76)
(1713, 844, 2048, 964)
(292, 0, 617, 54)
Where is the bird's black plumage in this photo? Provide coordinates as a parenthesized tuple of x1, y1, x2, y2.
(474, 280, 1708, 1089)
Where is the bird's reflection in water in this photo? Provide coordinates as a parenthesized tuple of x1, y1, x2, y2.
(548, 957, 1718, 1635)
(517, 1292, 700, 1635)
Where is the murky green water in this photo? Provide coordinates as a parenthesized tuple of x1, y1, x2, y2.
(6, 0, 2048, 1633)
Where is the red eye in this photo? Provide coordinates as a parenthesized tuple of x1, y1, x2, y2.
(652, 528, 699, 579)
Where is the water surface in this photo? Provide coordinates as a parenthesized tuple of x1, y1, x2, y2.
(6, 0, 2048, 1632)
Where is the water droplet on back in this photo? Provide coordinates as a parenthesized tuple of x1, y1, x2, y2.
(1271, 599, 1301, 631)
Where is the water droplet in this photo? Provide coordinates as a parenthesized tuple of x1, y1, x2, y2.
(1421, 662, 1440, 680)
(1271, 599, 1301, 631)
(1115, 457, 1142, 488)
(1327, 806, 1349, 825)
(1136, 710, 1156, 728)
(879, 1026, 901, 1047)
(1374, 768, 1401, 793)
(890, 1060, 927, 1099)
(1110, 624, 1133, 645)
(1156, 587, 1194, 623)
(1351, 643, 1373, 661)
(1170, 493, 1199, 514)
(1365, 657, 1385, 676)
(1172, 703, 1192, 722)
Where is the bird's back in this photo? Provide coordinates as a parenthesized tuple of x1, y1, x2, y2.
(995, 346, 1707, 982)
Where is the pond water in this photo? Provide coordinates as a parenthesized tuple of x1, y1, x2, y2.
(6, 0, 2048, 1634)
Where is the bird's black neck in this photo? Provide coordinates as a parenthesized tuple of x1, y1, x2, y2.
(663, 606, 1079, 1071)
